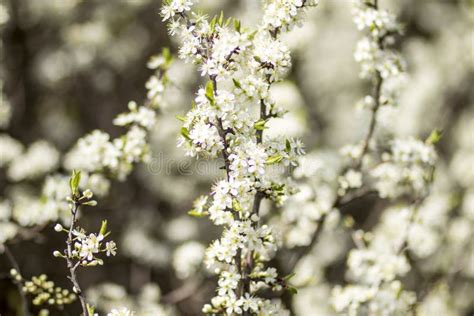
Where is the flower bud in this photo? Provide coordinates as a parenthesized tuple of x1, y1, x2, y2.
(83, 189, 93, 199)
(83, 200, 97, 207)
(54, 224, 63, 232)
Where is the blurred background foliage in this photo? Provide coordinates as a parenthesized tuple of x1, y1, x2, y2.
(0, 0, 473, 315)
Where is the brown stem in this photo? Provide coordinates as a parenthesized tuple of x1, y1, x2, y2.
(354, 72, 383, 170)
(65, 203, 89, 316)
(242, 100, 267, 309)
(162, 277, 202, 304)
(4, 245, 31, 316)
(288, 0, 385, 271)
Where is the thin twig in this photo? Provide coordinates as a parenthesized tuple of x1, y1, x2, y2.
(161, 277, 202, 304)
(242, 100, 267, 308)
(65, 202, 89, 316)
(288, 0, 385, 272)
(354, 72, 383, 170)
(4, 245, 31, 316)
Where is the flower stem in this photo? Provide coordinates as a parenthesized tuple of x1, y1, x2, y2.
(65, 202, 89, 316)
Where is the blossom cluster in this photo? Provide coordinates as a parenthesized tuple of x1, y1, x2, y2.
(9, 270, 77, 308)
(0, 47, 174, 253)
(53, 181, 117, 268)
(371, 137, 437, 199)
(64, 49, 173, 182)
(352, 0, 406, 107)
(161, 0, 316, 313)
(0, 136, 60, 183)
(87, 282, 172, 316)
(329, 1, 440, 314)
(276, 152, 341, 247)
(274, 0, 414, 255)
(49, 171, 123, 316)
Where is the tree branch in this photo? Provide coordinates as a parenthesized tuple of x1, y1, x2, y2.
(65, 202, 89, 316)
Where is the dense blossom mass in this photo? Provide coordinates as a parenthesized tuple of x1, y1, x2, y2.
(0, 0, 472, 315)
(161, 0, 317, 313)
(328, 1, 439, 315)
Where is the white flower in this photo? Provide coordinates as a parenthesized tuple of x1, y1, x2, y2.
(160, 0, 194, 21)
(161, 0, 315, 311)
(75, 232, 104, 261)
(105, 241, 117, 257)
(371, 138, 436, 199)
(240, 294, 259, 313)
(173, 241, 205, 279)
(0, 134, 23, 167)
(339, 169, 363, 194)
(225, 294, 243, 315)
(113, 101, 156, 130)
(0, 222, 18, 250)
(7, 141, 60, 181)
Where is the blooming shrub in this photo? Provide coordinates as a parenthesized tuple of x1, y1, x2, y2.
(0, 0, 472, 315)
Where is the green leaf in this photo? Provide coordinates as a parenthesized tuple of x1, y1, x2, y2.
(248, 30, 257, 41)
(232, 78, 242, 89)
(162, 47, 172, 65)
(69, 170, 81, 196)
(218, 11, 224, 26)
(205, 81, 215, 104)
(210, 16, 217, 31)
(175, 115, 186, 122)
(87, 304, 96, 315)
(233, 19, 241, 33)
(266, 155, 283, 165)
(283, 272, 296, 281)
(287, 286, 298, 295)
(254, 119, 266, 131)
(188, 210, 208, 218)
(426, 128, 443, 145)
(232, 199, 242, 212)
(99, 220, 107, 236)
(181, 127, 191, 140)
(285, 139, 291, 153)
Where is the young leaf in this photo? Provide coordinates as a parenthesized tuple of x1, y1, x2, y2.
(99, 220, 108, 236)
(188, 210, 208, 218)
(232, 199, 242, 212)
(234, 19, 241, 33)
(287, 286, 298, 295)
(69, 170, 81, 196)
(285, 139, 291, 153)
(181, 127, 191, 140)
(266, 154, 283, 165)
(254, 119, 266, 131)
(426, 128, 443, 145)
(283, 272, 296, 281)
(232, 78, 242, 89)
(205, 80, 215, 104)
(218, 11, 224, 26)
(175, 115, 186, 122)
(210, 16, 217, 31)
(162, 47, 172, 65)
(87, 304, 96, 315)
